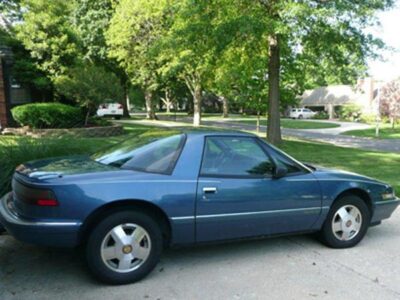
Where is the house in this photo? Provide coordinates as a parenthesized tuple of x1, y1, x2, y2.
(300, 78, 382, 119)
(0, 46, 12, 128)
(0, 46, 33, 129)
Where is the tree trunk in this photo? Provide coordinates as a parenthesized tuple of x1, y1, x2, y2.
(256, 110, 260, 133)
(161, 89, 172, 114)
(193, 83, 202, 127)
(184, 74, 202, 126)
(390, 116, 395, 129)
(145, 90, 156, 120)
(122, 81, 131, 118)
(166, 100, 171, 114)
(221, 96, 229, 118)
(266, 34, 282, 145)
(84, 107, 91, 126)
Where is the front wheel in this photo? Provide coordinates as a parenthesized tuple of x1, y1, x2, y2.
(86, 211, 163, 284)
(320, 196, 370, 248)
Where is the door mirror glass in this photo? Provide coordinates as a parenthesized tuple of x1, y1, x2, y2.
(273, 165, 287, 179)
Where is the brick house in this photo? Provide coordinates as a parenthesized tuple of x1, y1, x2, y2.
(0, 46, 12, 129)
(0, 46, 34, 129)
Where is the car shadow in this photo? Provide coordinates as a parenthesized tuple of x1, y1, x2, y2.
(0, 233, 318, 285)
(0, 224, 396, 298)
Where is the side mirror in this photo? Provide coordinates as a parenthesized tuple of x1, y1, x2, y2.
(273, 165, 287, 179)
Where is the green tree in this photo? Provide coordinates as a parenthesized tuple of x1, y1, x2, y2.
(73, 0, 131, 118)
(157, 1, 222, 126)
(0, 0, 22, 28)
(54, 64, 123, 125)
(0, 28, 52, 99)
(106, 0, 170, 120)
(15, 0, 80, 79)
(258, 0, 393, 144)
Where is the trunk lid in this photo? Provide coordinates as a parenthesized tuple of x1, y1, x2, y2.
(16, 155, 117, 180)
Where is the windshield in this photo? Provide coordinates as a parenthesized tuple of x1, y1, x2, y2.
(93, 134, 186, 174)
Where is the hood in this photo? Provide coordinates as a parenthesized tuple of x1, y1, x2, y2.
(306, 163, 386, 186)
(16, 155, 118, 180)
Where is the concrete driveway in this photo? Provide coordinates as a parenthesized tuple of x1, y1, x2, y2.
(1, 210, 400, 300)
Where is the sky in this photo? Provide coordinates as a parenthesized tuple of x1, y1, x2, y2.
(367, 3, 400, 81)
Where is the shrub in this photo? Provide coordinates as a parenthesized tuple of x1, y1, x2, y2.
(11, 103, 84, 129)
(335, 104, 362, 122)
(312, 111, 329, 120)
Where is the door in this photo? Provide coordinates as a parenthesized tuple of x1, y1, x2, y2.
(196, 136, 322, 242)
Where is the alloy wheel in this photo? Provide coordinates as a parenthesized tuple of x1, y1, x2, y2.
(331, 205, 362, 241)
(100, 223, 151, 273)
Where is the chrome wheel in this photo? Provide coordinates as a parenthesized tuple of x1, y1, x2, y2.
(331, 205, 362, 241)
(100, 223, 151, 273)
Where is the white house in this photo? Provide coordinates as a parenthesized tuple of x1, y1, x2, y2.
(300, 78, 383, 119)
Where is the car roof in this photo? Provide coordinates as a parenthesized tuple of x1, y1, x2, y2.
(183, 130, 257, 138)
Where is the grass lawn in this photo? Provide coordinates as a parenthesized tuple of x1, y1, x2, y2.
(281, 139, 399, 193)
(343, 125, 400, 139)
(1, 123, 398, 195)
(231, 118, 340, 129)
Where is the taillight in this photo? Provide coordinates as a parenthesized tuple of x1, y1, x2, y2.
(37, 198, 59, 207)
(13, 181, 59, 207)
(32, 189, 59, 206)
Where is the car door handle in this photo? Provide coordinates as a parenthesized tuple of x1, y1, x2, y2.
(203, 187, 217, 194)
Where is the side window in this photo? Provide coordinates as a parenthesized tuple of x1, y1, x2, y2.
(201, 137, 274, 177)
(268, 148, 303, 175)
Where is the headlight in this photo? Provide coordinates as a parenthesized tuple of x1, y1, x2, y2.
(382, 187, 396, 200)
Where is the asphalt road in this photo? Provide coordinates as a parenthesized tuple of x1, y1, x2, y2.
(1, 209, 400, 300)
(124, 117, 400, 152)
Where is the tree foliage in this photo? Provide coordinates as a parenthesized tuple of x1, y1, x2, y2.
(73, 0, 131, 118)
(54, 64, 122, 125)
(106, 0, 170, 119)
(3, 0, 396, 139)
(0, 28, 52, 97)
(15, 0, 80, 79)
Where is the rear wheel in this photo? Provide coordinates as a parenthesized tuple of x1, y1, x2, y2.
(86, 211, 163, 284)
(320, 195, 370, 248)
(298, 114, 303, 119)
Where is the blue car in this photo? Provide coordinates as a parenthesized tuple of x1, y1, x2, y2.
(0, 131, 399, 284)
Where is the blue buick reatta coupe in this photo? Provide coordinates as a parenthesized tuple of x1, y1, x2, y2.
(0, 131, 399, 284)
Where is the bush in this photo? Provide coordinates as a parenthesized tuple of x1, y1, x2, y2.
(312, 111, 329, 120)
(335, 105, 362, 122)
(11, 103, 84, 129)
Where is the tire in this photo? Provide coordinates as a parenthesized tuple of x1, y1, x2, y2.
(86, 211, 163, 285)
(298, 115, 303, 119)
(0, 224, 5, 234)
(320, 195, 370, 248)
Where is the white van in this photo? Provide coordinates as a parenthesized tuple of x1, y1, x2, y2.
(289, 108, 316, 119)
(96, 103, 123, 118)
